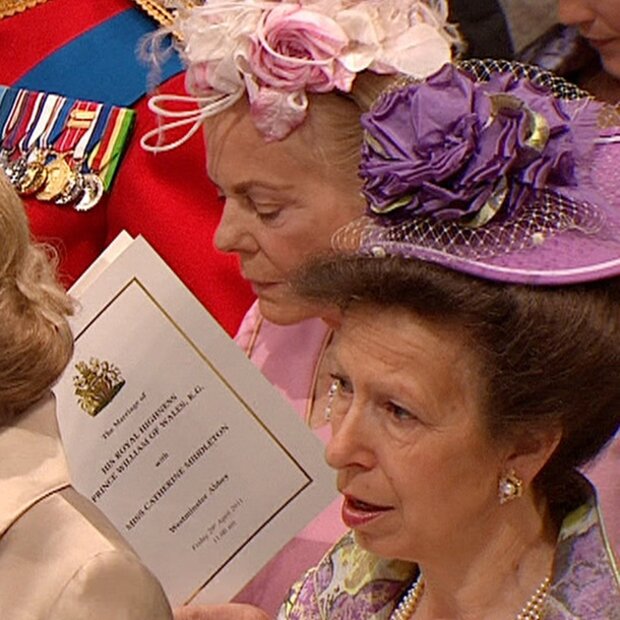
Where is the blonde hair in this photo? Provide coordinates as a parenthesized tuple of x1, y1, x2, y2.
(300, 71, 401, 189)
(0, 172, 74, 422)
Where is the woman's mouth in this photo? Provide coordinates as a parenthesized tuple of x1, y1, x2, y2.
(588, 37, 616, 52)
(341, 495, 392, 529)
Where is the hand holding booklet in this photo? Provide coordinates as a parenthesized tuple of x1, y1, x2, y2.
(53, 233, 336, 607)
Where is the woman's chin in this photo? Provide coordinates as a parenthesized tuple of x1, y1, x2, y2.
(599, 51, 620, 81)
(257, 296, 318, 325)
(352, 530, 399, 560)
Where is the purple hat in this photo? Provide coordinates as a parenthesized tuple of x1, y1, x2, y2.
(336, 59, 620, 285)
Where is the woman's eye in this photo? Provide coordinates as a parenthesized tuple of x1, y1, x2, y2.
(256, 208, 282, 223)
(243, 194, 284, 223)
(386, 402, 415, 422)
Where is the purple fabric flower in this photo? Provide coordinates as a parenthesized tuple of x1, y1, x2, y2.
(360, 63, 578, 221)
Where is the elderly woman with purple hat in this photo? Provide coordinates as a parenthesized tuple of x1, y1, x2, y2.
(278, 60, 620, 619)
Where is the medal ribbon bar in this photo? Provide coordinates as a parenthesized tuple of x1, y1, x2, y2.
(0, 85, 136, 211)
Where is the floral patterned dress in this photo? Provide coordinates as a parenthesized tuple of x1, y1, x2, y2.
(279, 476, 620, 620)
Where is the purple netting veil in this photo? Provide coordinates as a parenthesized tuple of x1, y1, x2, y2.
(335, 59, 620, 285)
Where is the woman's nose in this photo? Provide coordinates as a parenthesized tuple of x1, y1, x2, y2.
(214, 198, 257, 254)
(557, 0, 595, 28)
(325, 399, 375, 472)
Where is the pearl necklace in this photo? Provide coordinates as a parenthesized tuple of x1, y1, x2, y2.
(515, 576, 551, 620)
(391, 575, 425, 620)
(390, 574, 551, 620)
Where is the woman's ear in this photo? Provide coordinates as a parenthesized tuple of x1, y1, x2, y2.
(502, 426, 562, 488)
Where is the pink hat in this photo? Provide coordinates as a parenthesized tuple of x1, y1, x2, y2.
(141, 0, 460, 151)
(336, 59, 620, 285)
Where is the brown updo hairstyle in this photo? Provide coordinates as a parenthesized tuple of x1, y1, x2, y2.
(0, 172, 74, 422)
(296, 254, 620, 511)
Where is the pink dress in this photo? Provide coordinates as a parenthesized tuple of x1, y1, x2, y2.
(231, 302, 346, 616)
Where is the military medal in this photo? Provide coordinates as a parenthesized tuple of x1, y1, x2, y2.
(74, 173, 104, 211)
(59, 102, 109, 211)
(11, 91, 48, 192)
(51, 101, 100, 207)
(15, 161, 47, 195)
(33, 97, 74, 201)
(10, 92, 63, 196)
(54, 171, 84, 206)
(0, 148, 11, 172)
(14, 151, 47, 195)
(4, 155, 28, 185)
(0, 89, 34, 186)
(36, 153, 73, 201)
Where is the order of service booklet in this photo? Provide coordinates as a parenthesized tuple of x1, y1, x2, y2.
(53, 232, 337, 606)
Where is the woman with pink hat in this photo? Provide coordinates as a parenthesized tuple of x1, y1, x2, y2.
(142, 2, 462, 617)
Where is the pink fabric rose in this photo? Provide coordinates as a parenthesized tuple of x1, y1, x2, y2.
(249, 88, 308, 141)
(186, 55, 243, 96)
(248, 4, 355, 94)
